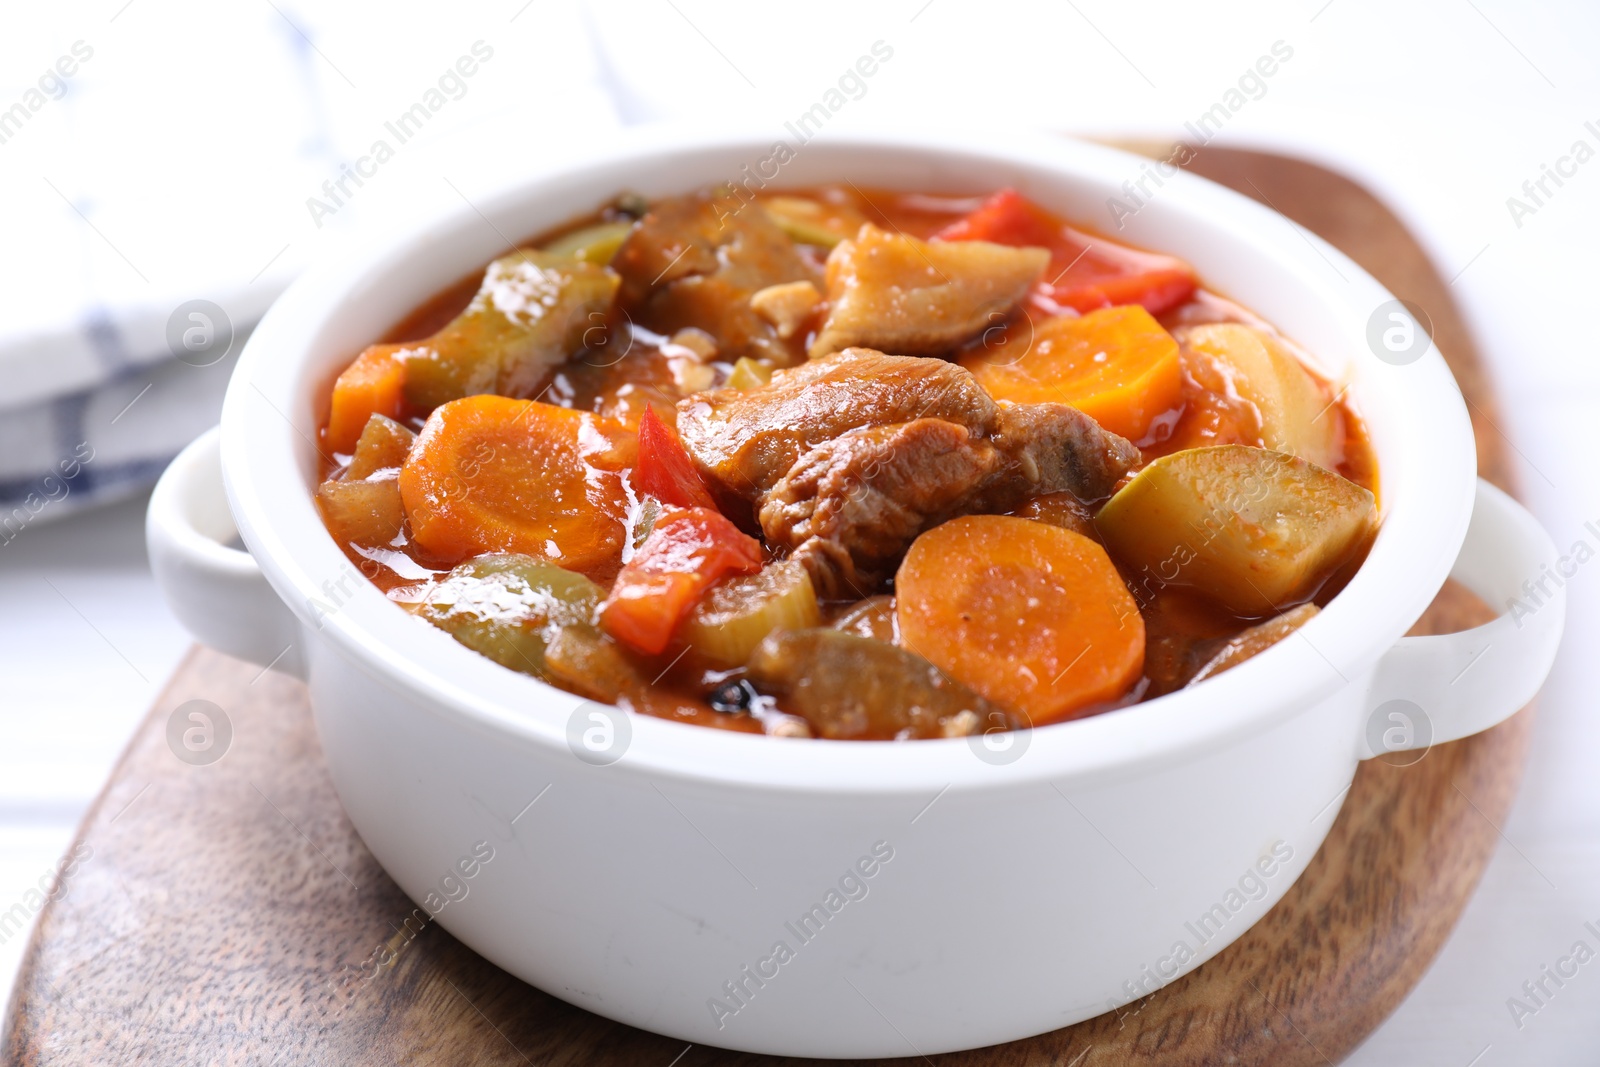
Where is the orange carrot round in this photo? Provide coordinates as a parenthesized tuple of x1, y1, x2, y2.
(961, 305, 1182, 443)
(896, 515, 1144, 725)
(399, 395, 633, 576)
(327, 344, 408, 454)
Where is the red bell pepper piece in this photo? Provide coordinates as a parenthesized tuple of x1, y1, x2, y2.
(936, 188, 1197, 316)
(636, 406, 718, 511)
(600, 507, 763, 655)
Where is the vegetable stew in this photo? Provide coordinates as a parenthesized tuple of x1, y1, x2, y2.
(314, 183, 1377, 741)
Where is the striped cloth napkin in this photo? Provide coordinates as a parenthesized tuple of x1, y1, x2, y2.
(0, 0, 618, 537)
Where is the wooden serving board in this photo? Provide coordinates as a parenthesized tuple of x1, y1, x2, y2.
(2, 147, 1530, 1066)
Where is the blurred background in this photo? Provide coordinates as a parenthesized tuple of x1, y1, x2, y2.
(1, 0, 1595, 1060)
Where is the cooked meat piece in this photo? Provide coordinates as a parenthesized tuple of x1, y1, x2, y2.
(761, 407, 1138, 598)
(676, 347, 998, 498)
(829, 594, 898, 642)
(809, 224, 1049, 358)
(747, 628, 1020, 740)
(979, 404, 1138, 511)
(1188, 603, 1320, 686)
(1012, 491, 1097, 537)
(612, 188, 813, 363)
(762, 420, 1000, 597)
(679, 344, 1138, 595)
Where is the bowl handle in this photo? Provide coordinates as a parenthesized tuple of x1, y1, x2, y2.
(147, 427, 307, 680)
(1362, 478, 1564, 757)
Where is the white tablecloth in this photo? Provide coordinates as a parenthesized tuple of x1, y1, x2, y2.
(2, 1, 1597, 1061)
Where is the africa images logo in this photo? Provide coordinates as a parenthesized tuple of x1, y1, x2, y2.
(707, 841, 895, 1029)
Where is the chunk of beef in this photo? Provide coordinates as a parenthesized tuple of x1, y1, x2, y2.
(761, 420, 1000, 598)
(612, 188, 813, 363)
(678, 346, 1139, 596)
(676, 347, 998, 497)
(1011, 491, 1097, 537)
(747, 628, 1019, 740)
(979, 404, 1137, 511)
(810, 224, 1049, 358)
(1188, 603, 1320, 686)
(761, 408, 1138, 598)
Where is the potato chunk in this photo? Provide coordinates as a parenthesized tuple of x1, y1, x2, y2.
(345, 413, 416, 480)
(315, 478, 405, 549)
(320, 414, 419, 547)
(810, 225, 1049, 358)
(1180, 324, 1342, 469)
(749, 280, 821, 340)
(1096, 445, 1375, 615)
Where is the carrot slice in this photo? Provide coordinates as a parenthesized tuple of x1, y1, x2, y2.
(599, 507, 763, 655)
(961, 306, 1182, 442)
(398, 395, 633, 576)
(327, 345, 407, 454)
(636, 406, 718, 511)
(896, 515, 1144, 725)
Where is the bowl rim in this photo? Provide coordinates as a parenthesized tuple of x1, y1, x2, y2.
(220, 124, 1477, 795)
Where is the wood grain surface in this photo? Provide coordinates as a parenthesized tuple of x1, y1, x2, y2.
(1, 147, 1530, 1066)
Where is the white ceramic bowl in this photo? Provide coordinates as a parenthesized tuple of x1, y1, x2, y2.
(147, 128, 1564, 1058)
